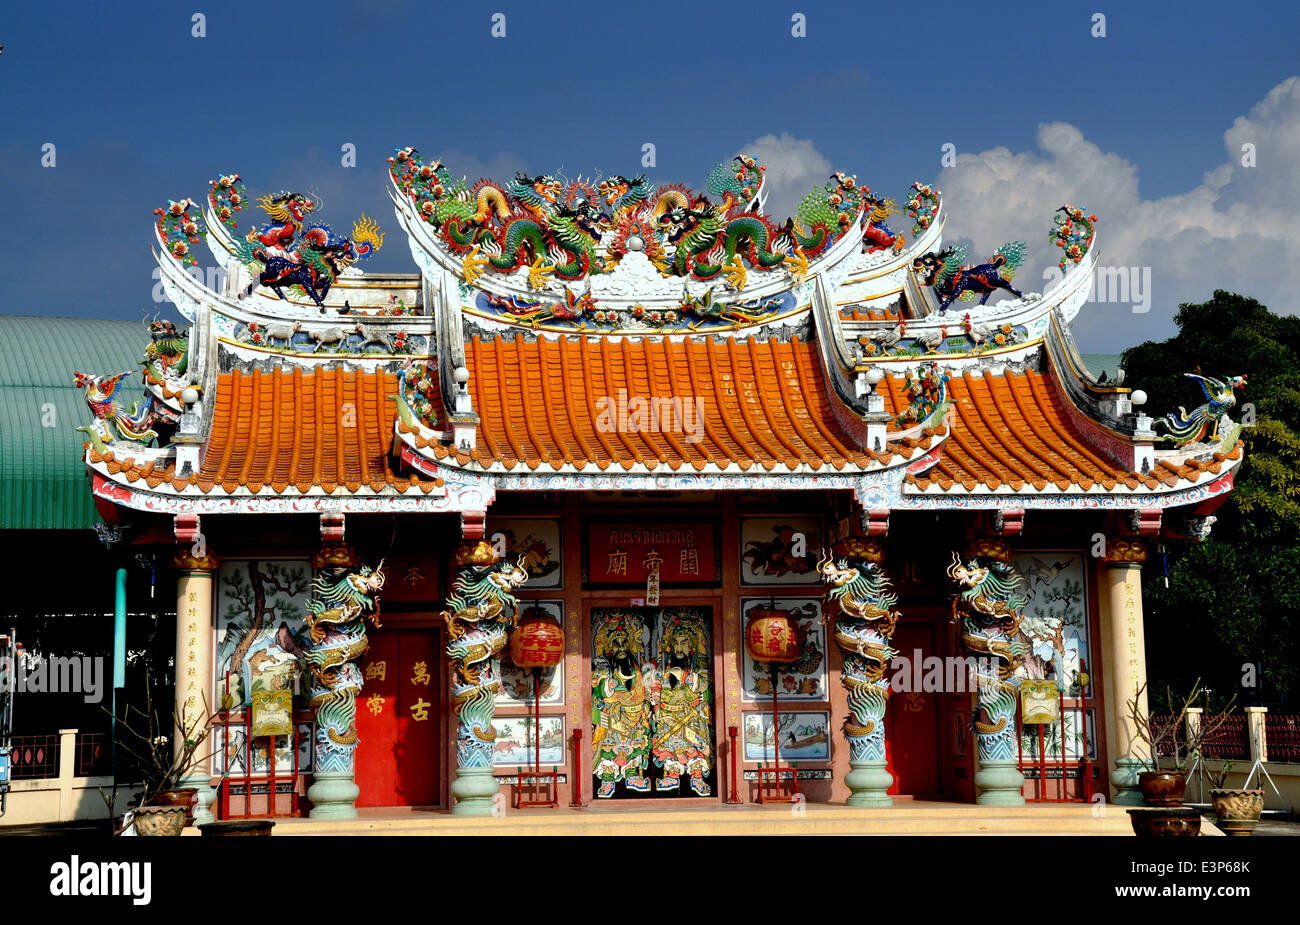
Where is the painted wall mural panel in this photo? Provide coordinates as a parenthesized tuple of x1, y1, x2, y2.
(591, 607, 715, 798)
(1020, 708, 1098, 761)
(739, 598, 826, 701)
(742, 711, 831, 762)
(740, 517, 823, 586)
(213, 722, 311, 776)
(498, 600, 565, 706)
(215, 560, 313, 709)
(491, 715, 566, 766)
(487, 518, 563, 588)
(1012, 552, 1090, 694)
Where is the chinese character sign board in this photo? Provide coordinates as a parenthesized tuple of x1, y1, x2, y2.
(587, 522, 717, 586)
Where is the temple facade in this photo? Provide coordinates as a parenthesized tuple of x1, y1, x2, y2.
(78, 150, 1246, 821)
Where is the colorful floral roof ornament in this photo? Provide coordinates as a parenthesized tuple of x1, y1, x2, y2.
(1049, 203, 1097, 271)
(154, 198, 206, 266)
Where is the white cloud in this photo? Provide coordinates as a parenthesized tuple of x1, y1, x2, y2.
(936, 77, 1300, 351)
(736, 133, 832, 219)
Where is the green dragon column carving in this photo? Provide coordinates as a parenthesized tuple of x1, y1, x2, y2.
(440, 541, 530, 816)
(819, 538, 902, 807)
(947, 538, 1028, 806)
(304, 546, 387, 819)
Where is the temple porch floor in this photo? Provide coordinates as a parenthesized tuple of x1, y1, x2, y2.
(242, 800, 1223, 836)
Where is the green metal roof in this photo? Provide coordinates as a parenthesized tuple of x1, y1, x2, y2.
(0, 315, 151, 529)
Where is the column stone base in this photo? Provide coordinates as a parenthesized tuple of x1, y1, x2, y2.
(181, 770, 217, 826)
(451, 766, 500, 816)
(307, 770, 360, 819)
(975, 759, 1026, 806)
(845, 760, 894, 807)
(1110, 756, 1150, 805)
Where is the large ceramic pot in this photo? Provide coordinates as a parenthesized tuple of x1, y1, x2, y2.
(132, 804, 187, 836)
(1209, 788, 1264, 836)
(1127, 806, 1202, 837)
(1138, 770, 1187, 806)
(150, 788, 199, 826)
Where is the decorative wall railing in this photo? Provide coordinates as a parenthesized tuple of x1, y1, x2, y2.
(1199, 715, 1250, 761)
(74, 732, 111, 777)
(1265, 714, 1300, 763)
(7, 735, 60, 780)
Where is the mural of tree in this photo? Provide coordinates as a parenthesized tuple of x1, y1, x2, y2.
(1017, 579, 1084, 681)
(217, 561, 311, 689)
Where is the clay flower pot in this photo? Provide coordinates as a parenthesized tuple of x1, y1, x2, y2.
(149, 788, 198, 826)
(1209, 788, 1264, 836)
(132, 804, 187, 837)
(1127, 806, 1202, 837)
(1138, 770, 1187, 806)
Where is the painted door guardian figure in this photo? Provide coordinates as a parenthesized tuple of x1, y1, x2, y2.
(591, 612, 652, 797)
(649, 610, 713, 796)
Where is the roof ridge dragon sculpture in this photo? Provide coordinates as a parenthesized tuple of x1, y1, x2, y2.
(389, 147, 908, 291)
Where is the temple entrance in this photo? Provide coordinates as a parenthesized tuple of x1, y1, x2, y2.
(885, 619, 943, 797)
(353, 627, 442, 807)
(590, 606, 717, 800)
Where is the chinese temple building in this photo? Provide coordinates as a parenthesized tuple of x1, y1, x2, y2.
(78, 149, 1246, 822)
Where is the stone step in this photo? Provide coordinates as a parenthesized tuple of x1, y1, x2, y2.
(270, 803, 1146, 837)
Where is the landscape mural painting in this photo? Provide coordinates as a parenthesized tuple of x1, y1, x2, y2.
(491, 715, 565, 766)
(743, 711, 831, 762)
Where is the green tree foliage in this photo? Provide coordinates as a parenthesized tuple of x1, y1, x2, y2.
(1121, 291, 1300, 704)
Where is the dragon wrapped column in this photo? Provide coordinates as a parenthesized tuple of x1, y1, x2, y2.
(947, 538, 1028, 806)
(440, 541, 529, 816)
(304, 545, 387, 819)
(819, 537, 902, 807)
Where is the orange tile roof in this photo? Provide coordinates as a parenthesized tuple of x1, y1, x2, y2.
(402, 335, 902, 472)
(88, 368, 445, 495)
(900, 368, 1240, 492)
(86, 350, 1240, 498)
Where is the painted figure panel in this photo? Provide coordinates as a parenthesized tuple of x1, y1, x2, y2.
(591, 607, 715, 798)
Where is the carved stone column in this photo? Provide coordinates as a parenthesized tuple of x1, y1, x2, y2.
(172, 548, 218, 825)
(441, 541, 529, 816)
(820, 537, 902, 807)
(305, 544, 387, 820)
(949, 537, 1027, 806)
(1103, 538, 1151, 805)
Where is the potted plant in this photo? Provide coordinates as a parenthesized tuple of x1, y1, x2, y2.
(1124, 680, 1237, 837)
(1126, 679, 1236, 805)
(101, 681, 217, 836)
(1207, 761, 1265, 837)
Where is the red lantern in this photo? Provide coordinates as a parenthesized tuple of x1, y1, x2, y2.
(745, 608, 800, 663)
(509, 610, 565, 669)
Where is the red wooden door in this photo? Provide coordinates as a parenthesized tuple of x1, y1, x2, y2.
(885, 621, 941, 796)
(354, 629, 440, 807)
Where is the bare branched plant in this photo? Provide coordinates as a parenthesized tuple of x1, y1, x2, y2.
(1127, 678, 1237, 772)
(98, 671, 218, 834)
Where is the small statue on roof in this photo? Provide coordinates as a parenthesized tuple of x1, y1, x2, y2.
(1153, 372, 1248, 447)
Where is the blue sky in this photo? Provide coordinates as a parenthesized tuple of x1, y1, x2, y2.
(2, 1, 1298, 351)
